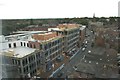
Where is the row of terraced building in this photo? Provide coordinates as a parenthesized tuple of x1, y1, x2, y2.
(0, 24, 86, 78)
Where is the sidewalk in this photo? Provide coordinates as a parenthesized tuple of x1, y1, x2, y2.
(39, 54, 70, 78)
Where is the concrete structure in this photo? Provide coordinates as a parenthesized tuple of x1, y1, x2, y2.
(2, 47, 44, 78)
(31, 31, 64, 72)
(54, 24, 80, 53)
(1, 54, 20, 78)
(79, 26, 86, 47)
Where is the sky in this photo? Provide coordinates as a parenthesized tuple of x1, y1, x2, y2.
(0, 0, 119, 19)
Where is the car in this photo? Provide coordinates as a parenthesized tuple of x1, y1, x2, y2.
(88, 50, 91, 54)
(85, 41, 88, 44)
(73, 66, 77, 71)
(67, 51, 73, 56)
(82, 48, 85, 52)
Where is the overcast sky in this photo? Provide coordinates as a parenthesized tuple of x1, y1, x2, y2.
(0, 0, 119, 19)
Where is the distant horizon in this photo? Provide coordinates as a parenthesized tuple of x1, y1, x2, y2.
(0, 16, 119, 20)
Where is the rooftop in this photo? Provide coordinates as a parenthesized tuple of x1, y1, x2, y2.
(32, 32, 58, 41)
(12, 31, 47, 35)
(57, 24, 80, 31)
(80, 26, 86, 30)
(2, 47, 36, 58)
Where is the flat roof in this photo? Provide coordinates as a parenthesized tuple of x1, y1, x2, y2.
(5, 31, 48, 37)
(2, 47, 36, 58)
(80, 26, 86, 30)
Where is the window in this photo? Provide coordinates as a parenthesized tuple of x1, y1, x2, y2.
(23, 67, 26, 73)
(52, 42, 54, 46)
(19, 68, 21, 73)
(27, 43, 29, 47)
(8, 43, 11, 48)
(26, 66, 29, 72)
(24, 42, 26, 46)
(49, 43, 51, 48)
(22, 60, 25, 66)
(12, 59, 15, 64)
(45, 51, 48, 57)
(18, 60, 20, 65)
(21, 42, 23, 46)
(44, 44, 47, 50)
(40, 44, 42, 49)
(65, 31, 67, 35)
(30, 44, 32, 48)
(13, 43, 16, 48)
(29, 57, 31, 63)
(34, 44, 36, 48)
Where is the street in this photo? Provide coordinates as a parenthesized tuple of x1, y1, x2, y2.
(52, 28, 119, 78)
(52, 28, 94, 78)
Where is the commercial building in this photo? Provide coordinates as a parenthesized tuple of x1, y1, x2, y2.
(31, 32, 63, 72)
(79, 26, 86, 47)
(51, 24, 81, 53)
(0, 34, 45, 78)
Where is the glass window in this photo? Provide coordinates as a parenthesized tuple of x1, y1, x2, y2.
(21, 42, 23, 46)
(19, 68, 21, 73)
(34, 44, 36, 48)
(26, 66, 28, 72)
(40, 44, 42, 49)
(12, 59, 15, 64)
(8, 43, 11, 48)
(30, 44, 32, 48)
(23, 67, 26, 73)
(18, 60, 20, 65)
(27, 43, 29, 47)
(24, 42, 26, 46)
(22, 60, 25, 66)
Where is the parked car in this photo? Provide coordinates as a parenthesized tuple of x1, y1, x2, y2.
(82, 48, 85, 52)
(88, 50, 91, 54)
(56, 55, 64, 62)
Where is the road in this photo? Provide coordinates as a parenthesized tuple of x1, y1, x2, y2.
(53, 27, 119, 78)
(53, 28, 94, 78)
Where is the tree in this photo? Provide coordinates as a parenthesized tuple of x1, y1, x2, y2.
(30, 19, 34, 25)
(109, 17, 116, 24)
